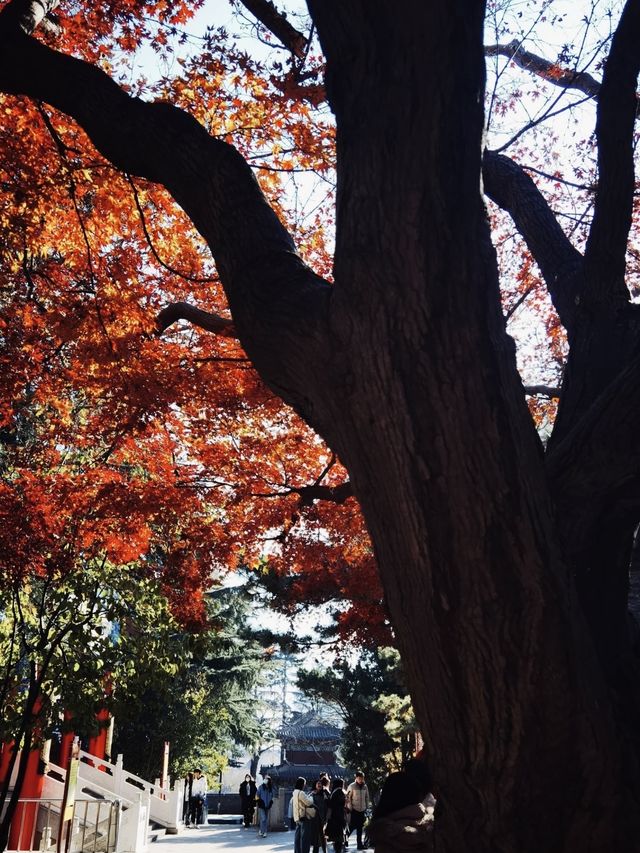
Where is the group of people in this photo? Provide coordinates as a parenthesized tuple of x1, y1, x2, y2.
(182, 767, 208, 828)
(291, 770, 373, 853)
(237, 770, 369, 849)
(291, 761, 435, 853)
(238, 759, 435, 853)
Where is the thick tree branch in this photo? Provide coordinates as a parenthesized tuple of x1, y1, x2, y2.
(295, 480, 352, 506)
(237, 0, 308, 58)
(2, 0, 60, 36)
(156, 302, 236, 337)
(584, 0, 640, 303)
(483, 150, 583, 335)
(0, 32, 292, 279)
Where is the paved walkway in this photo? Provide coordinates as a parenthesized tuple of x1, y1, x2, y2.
(151, 824, 296, 853)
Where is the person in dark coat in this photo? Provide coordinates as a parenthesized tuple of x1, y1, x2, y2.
(183, 772, 193, 826)
(367, 771, 433, 853)
(239, 773, 257, 827)
(311, 778, 331, 853)
(325, 778, 347, 853)
(403, 759, 435, 807)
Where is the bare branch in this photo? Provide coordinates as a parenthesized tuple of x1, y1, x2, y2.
(505, 283, 536, 322)
(156, 301, 236, 337)
(126, 175, 218, 285)
(485, 40, 601, 99)
(493, 92, 594, 156)
(312, 451, 338, 488)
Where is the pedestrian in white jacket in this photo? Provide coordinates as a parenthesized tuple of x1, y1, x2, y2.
(292, 777, 317, 853)
(189, 768, 208, 826)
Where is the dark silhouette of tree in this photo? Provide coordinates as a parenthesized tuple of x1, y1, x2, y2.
(1, 1, 640, 849)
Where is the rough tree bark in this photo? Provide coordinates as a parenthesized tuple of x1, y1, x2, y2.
(1, 0, 640, 850)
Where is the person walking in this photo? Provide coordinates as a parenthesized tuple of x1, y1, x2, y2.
(239, 773, 257, 828)
(190, 768, 208, 827)
(346, 771, 370, 850)
(292, 776, 316, 853)
(325, 778, 347, 853)
(256, 775, 274, 837)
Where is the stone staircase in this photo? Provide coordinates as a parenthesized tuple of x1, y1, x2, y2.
(4, 746, 185, 852)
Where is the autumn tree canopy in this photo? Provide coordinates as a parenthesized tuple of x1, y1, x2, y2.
(1, 0, 640, 851)
(0, 0, 383, 638)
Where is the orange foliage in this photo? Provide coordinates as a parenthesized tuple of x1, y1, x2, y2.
(0, 0, 381, 642)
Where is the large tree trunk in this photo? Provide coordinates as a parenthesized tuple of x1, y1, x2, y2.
(303, 6, 635, 848)
(2, 0, 640, 850)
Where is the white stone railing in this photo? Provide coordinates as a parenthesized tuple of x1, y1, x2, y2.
(37, 750, 184, 852)
(5, 749, 184, 852)
(3, 797, 120, 853)
(76, 752, 183, 832)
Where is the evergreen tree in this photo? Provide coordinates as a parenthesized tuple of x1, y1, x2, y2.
(112, 585, 272, 779)
(297, 647, 416, 793)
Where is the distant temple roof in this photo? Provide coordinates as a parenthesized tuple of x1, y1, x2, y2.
(261, 762, 348, 785)
(278, 710, 342, 742)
